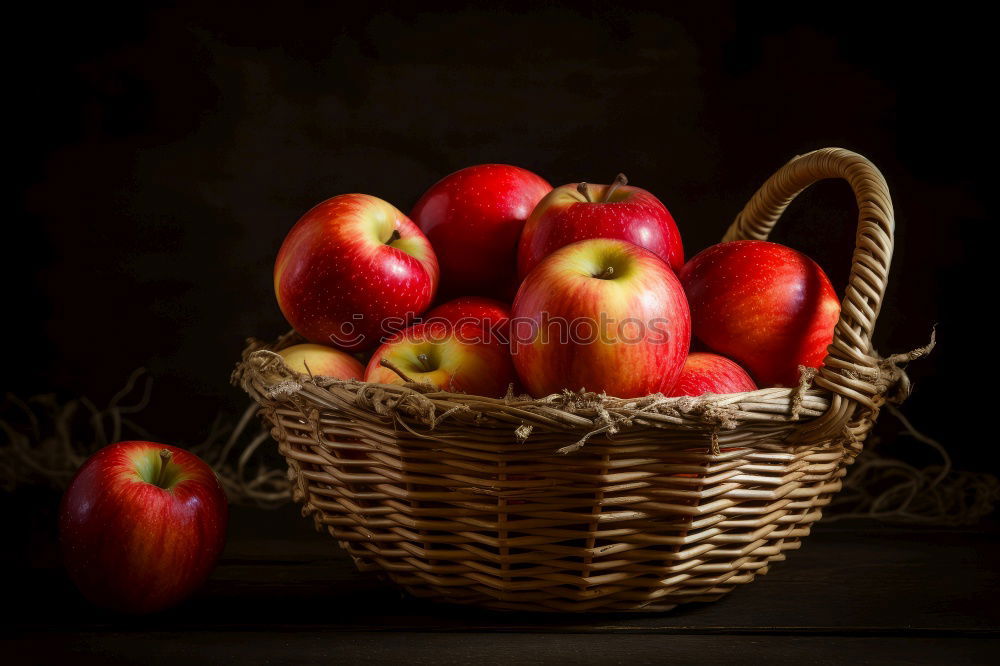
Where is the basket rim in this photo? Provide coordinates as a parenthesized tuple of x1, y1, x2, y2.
(235, 333, 846, 455)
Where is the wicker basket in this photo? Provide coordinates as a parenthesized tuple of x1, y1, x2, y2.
(235, 147, 924, 613)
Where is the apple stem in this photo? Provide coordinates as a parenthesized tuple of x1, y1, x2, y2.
(155, 449, 173, 489)
(416, 353, 433, 372)
(385, 229, 402, 245)
(577, 182, 593, 203)
(602, 173, 628, 202)
(379, 358, 418, 383)
(595, 266, 615, 280)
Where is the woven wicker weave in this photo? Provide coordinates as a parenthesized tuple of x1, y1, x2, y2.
(235, 148, 924, 612)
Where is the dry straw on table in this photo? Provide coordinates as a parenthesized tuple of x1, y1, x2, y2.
(235, 148, 932, 612)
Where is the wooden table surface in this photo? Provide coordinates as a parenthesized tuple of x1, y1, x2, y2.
(6, 502, 998, 664)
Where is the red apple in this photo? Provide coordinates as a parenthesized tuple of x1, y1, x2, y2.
(424, 296, 512, 341)
(364, 321, 516, 397)
(278, 343, 364, 379)
(668, 352, 757, 397)
(59, 441, 228, 614)
(517, 174, 684, 280)
(275, 194, 439, 351)
(511, 238, 690, 398)
(678, 240, 840, 387)
(411, 164, 551, 300)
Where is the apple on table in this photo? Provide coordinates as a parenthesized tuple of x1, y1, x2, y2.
(59, 441, 228, 614)
(518, 173, 684, 280)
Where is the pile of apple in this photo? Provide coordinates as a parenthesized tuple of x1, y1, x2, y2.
(273, 164, 840, 399)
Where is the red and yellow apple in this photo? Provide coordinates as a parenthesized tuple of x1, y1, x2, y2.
(411, 164, 551, 300)
(678, 240, 840, 387)
(278, 343, 364, 379)
(511, 238, 690, 398)
(275, 194, 439, 351)
(668, 352, 757, 397)
(424, 296, 512, 341)
(59, 441, 228, 614)
(364, 321, 516, 397)
(517, 175, 684, 280)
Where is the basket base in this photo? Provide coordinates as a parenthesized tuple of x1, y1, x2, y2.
(401, 588, 714, 614)
(360, 560, 761, 613)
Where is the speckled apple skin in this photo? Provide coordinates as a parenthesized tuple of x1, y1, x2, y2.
(275, 194, 439, 351)
(667, 352, 757, 397)
(364, 321, 516, 398)
(424, 296, 512, 340)
(277, 343, 364, 380)
(411, 164, 551, 300)
(511, 238, 691, 399)
(517, 182, 684, 279)
(678, 240, 840, 387)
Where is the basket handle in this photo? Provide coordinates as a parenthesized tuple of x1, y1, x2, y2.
(722, 148, 894, 416)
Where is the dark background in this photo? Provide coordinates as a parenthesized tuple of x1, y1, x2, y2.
(6, 2, 992, 471)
